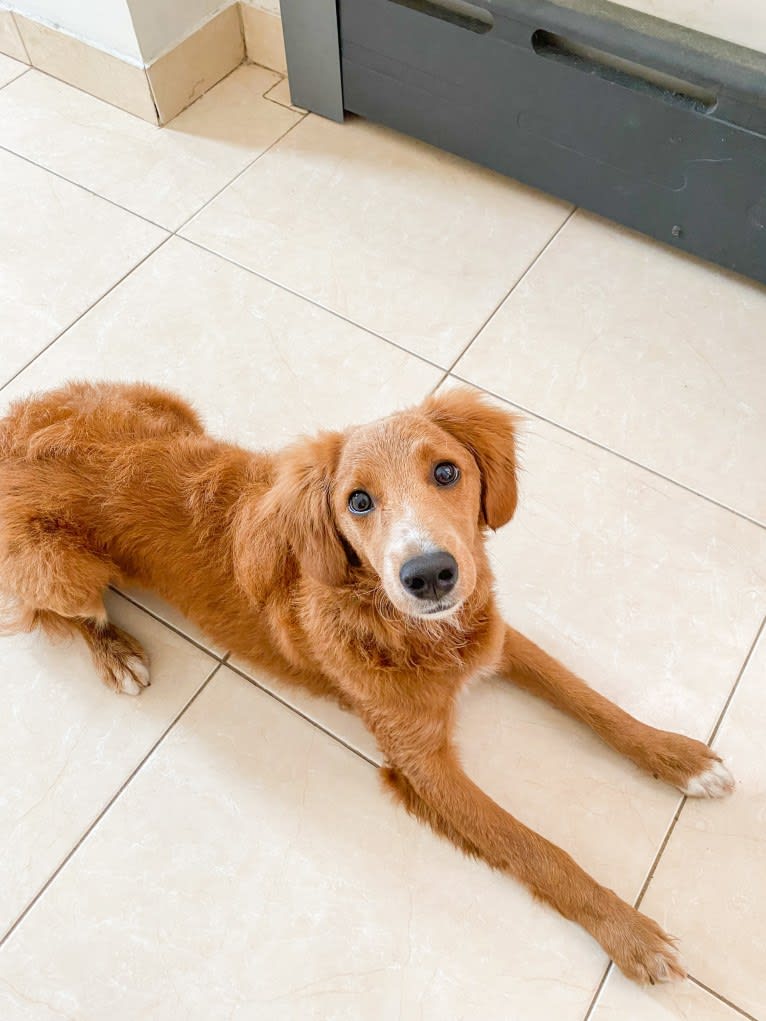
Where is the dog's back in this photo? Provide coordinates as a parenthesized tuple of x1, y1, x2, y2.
(0, 381, 248, 636)
(0, 380, 204, 464)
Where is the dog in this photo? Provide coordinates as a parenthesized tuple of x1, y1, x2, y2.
(0, 380, 734, 983)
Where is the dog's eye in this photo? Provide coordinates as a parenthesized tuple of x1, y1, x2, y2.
(348, 490, 374, 515)
(434, 462, 460, 487)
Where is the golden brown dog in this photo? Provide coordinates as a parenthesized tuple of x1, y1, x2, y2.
(0, 381, 734, 983)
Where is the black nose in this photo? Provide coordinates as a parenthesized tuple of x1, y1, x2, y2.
(399, 552, 458, 601)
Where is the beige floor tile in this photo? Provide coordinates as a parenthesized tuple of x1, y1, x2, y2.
(0, 666, 608, 1020)
(0, 64, 300, 230)
(610, 0, 766, 55)
(593, 970, 744, 1020)
(0, 148, 165, 387)
(0, 237, 442, 636)
(182, 113, 572, 365)
(455, 211, 766, 524)
(641, 629, 766, 1019)
(0, 52, 26, 87)
(0, 590, 215, 936)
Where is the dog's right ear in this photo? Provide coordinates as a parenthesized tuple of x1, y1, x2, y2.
(233, 431, 348, 604)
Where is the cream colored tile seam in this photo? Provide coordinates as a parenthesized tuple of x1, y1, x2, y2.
(8, 12, 31, 64)
(0, 227, 171, 396)
(0, 655, 226, 952)
(226, 660, 381, 769)
(0, 142, 167, 231)
(449, 371, 766, 532)
(445, 206, 578, 375)
(687, 977, 761, 1021)
(174, 103, 307, 236)
(581, 614, 766, 1021)
(178, 234, 453, 377)
(109, 584, 227, 660)
(0, 64, 29, 89)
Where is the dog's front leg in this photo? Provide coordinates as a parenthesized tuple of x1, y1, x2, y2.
(385, 742, 684, 985)
(499, 626, 733, 798)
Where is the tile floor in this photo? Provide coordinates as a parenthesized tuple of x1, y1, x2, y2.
(0, 58, 764, 1021)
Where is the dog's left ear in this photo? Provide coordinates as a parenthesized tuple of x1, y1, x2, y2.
(421, 387, 519, 529)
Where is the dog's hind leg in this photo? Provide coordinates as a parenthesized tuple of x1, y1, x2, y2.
(1, 529, 149, 695)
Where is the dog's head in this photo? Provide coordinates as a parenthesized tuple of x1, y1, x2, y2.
(235, 388, 518, 620)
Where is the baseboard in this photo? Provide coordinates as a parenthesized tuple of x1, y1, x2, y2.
(12, 14, 158, 122)
(147, 5, 245, 124)
(241, 5, 287, 74)
(0, 2, 281, 125)
(0, 8, 27, 62)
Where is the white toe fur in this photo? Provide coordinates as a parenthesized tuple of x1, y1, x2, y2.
(682, 759, 735, 798)
(116, 656, 150, 695)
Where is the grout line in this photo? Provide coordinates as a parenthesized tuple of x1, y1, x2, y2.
(706, 614, 765, 746)
(429, 370, 450, 395)
(583, 615, 765, 1020)
(581, 961, 612, 1020)
(633, 795, 686, 910)
(444, 206, 577, 375)
(0, 65, 30, 90)
(9, 12, 32, 64)
(449, 372, 766, 532)
(174, 106, 307, 234)
(261, 74, 307, 114)
(176, 234, 450, 376)
(0, 142, 168, 230)
(108, 584, 227, 662)
(0, 658, 224, 951)
(632, 614, 764, 911)
(688, 975, 761, 1021)
(0, 234, 172, 396)
(225, 660, 381, 769)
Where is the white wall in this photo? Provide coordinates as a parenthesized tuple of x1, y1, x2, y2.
(2, 0, 285, 66)
(1, 0, 143, 63)
(126, 0, 231, 63)
(595, 0, 765, 55)
(241, 0, 280, 14)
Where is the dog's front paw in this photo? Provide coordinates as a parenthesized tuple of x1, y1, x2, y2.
(605, 905, 687, 985)
(681, 757, 735, 798)
(646, 731, 734, 798)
